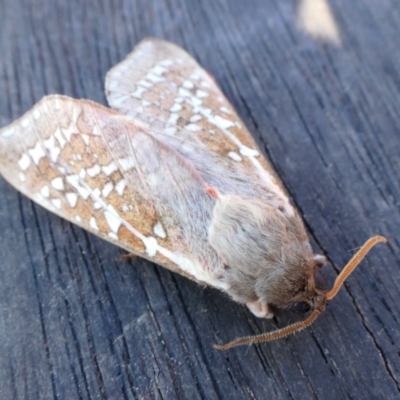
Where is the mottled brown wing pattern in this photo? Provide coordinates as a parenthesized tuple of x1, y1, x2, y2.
(0, 95, 222, 285)
(0, 39, 293, 292)
(105, 39, 291, 210)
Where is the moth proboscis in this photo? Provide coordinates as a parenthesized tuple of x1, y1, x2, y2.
(0, 38, 386, 349)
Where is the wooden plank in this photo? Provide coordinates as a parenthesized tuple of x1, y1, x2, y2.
(0, 0, 399, 398)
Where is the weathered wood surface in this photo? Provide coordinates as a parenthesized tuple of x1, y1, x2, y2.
(0, 0, 399, 398)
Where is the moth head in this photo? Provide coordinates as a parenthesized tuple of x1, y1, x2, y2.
(286, 255, 328, 314)
(214, 236, 387, 350)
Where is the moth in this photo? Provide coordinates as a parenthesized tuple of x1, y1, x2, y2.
(0, 38, 385, 349)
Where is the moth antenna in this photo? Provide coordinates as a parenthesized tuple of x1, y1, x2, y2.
(213, 310, 322, 350)
(326, 235, 387, 301)
(214, 235, 387, 350)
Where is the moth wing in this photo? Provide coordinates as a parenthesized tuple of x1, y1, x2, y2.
(105, 38, 292, 212)
(0, 95, 223, 287)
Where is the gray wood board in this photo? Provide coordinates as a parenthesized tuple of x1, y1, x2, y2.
(0, 0, 399, 399)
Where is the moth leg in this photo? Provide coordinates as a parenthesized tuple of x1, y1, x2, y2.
(246, 300, 275, 319)
(120, 253, 137, 261)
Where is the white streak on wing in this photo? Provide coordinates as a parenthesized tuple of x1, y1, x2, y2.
(66, 175, 90, 199)
(52, 199, 62, 209)
(104, 207, 121, 233)
(155, 246, 223, 287)
(153, 222, 166, 238)
(196, 90, 209, 98)
(89, 217, 99, 231)
(185, 124, 201, 132)
(138, 80, 153, 88)
(1, 126, 15, 137)
(219, 106, 232, 114)
(35, 193, 44, 203)
(51, 177, 64, 191)
(87, 164, 101, 177)
(102, 162, 118, 176)
(68, 177, 220, 285)
(82, 134, 90, 145)
(120, 157, 135, 171)
(19, 172, 26, 182)
(182, 91, 295, 215)
(108, 80, 119, 90)
(66, 192, 78, 208)
(54, 128, 67, 148)
(168, 113, 179, 125)
(102, 182, 114, 197)
(118, 63, 129, 72)
(62, 123, 78, 142)
(147, 73, 165, 83)
(178, 88, 191, 98)
(112, 95, 130, 106)
(40, 185, 50, 198)
(183, 80, 194, 89)
(147, 173, 158, 187)
(170, 103, 182, 112)
(240, 146, 259, 157)
(213, 115, 234, 129)
(143, 236, 158, 257)
(179, 92, 294, 205)
(42, 101, 49, 113)
(152, 65, 168, 75)
(165, 127, 177, 135)
(131, 86, 146, 98)
(92, 125, 101, 136)
(190, 97, 203, 107)
(18, 154, 31, 171)
(28, 142, 46, 165)
(228, 151, 242, 162)
(43, 136, 61, 162)
(160, 59, 173, 67)
(189, 115, 202, 123)
(115, 179, 126, 196)
(21, 118, 30, 128)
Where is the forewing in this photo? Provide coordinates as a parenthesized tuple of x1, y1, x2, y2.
(0, 95, 221, 286)
(105, 38, 291, 211)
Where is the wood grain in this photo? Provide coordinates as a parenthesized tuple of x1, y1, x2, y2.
(0, 0, 399, 398)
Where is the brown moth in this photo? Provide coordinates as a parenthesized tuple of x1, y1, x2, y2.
(0, 38, 385, 349)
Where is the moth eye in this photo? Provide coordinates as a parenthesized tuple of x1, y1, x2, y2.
(291, 302, 311, 313)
